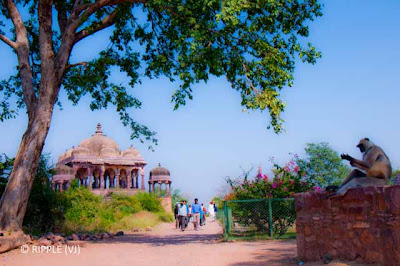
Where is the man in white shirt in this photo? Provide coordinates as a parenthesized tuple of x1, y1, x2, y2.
(178, 201, 188, 231)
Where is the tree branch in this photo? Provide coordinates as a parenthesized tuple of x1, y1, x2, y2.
(74, 8, 119, 43)
(5, 0, 37, 118)
(66, 61, 87, 69)
(0, 33, 17, 49)
(54, 1, 68, 34)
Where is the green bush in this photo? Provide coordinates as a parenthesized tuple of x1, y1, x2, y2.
(135, 192, 163, 212)
(60, 186, 167, 234)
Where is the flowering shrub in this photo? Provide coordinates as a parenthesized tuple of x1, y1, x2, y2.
(228, 156, 319, 201)
(225, 156, 321, 236)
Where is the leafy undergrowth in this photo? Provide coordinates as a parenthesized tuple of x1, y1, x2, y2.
(59, 180, 173, 235)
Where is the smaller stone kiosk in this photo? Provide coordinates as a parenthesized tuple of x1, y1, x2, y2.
(149, 164, 172, 213)
(295, 185, 400, 264)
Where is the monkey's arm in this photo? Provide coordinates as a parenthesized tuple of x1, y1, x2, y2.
(341, 154, 369, 171)
(350, 159, 369, 171)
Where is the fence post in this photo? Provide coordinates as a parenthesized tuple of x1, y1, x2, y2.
(223, 201, 229, 240)
(268, 198, 273, 238)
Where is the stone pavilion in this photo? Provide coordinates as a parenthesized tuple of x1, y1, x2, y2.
(52, 123, 147, 196)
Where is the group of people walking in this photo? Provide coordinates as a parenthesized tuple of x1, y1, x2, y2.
(174, 199, 218, 231)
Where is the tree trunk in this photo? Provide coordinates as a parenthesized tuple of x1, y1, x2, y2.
(0, 104, 54, 232)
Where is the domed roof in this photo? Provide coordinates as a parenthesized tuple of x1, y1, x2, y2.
(77, 123, 120, 156)
(122, 145, 142, 158)
(149, 163, 170, 181)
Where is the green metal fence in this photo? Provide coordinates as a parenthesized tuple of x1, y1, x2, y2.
(221, 198, 296, 241)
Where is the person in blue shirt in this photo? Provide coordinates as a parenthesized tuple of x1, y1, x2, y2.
(191, 198, 202, 231)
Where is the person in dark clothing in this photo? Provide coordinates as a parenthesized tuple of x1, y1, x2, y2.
(174, 203, 180, 229)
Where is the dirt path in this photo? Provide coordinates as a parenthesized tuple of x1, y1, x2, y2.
(1, 219, 298, 266)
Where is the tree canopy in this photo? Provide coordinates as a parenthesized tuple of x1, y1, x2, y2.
(0, 0, 322, 141)
(296, 142, 350, 188)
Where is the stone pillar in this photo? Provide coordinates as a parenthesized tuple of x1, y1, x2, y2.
(136, 176, 139, 189)
(140, 168, 145, 190)
(51, 181, 55, 190)
(88, 168, 92, 190)
(169, 183, 171, 195)
(159, 182, 162, 195)
(116, 170, 120, 189)
(127, 170, 131, 190)
(100, 166, 105, 190)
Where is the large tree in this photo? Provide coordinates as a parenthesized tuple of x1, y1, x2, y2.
(0, 0, 322, 235)
(296, 142, 350, 188)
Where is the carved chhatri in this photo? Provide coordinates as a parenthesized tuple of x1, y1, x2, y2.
(52, 123, 147, 196)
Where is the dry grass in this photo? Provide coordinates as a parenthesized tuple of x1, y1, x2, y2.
(108, 211, 173, 233)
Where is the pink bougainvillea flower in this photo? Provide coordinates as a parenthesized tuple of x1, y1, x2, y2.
(272, 182, 277, 189)
(314, 186, 321, 191)
(283, 187, 288, 191)
(263, 174, 268, 181)
(294, 166, 300, 173)
(289, 180, 294, 185)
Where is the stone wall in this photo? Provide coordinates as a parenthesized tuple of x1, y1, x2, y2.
(159, 197, 172, 213)
(295, 185, 400, 264)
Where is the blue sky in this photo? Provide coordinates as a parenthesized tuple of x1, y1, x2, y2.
(0, 0, 399, 202)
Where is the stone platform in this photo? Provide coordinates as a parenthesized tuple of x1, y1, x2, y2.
(295, 185, 400, 264)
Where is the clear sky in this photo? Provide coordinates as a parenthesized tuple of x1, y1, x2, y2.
(0, 0, 399, 203)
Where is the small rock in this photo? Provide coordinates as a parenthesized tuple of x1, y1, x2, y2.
(0, 232, 4, 237)
(133, 228, 139, 232)
(45, 232, 54, 240)
(67, 236, 73, 241)
(103, 234, 110, 239)
(71, 234, 79, 241)
(38, 238, 52, 246)
(145, 227, 152, 232)
(115, 231, 124, 236)
(54, 235, 64, 242)
(25, 234, 33, 244)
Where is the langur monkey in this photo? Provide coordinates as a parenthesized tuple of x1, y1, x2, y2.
(326, 138, 391, 197)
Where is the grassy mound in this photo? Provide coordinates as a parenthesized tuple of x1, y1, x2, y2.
(60, 182, 173, 234)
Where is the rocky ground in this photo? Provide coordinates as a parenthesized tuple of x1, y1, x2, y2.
(0, 220, 367, 265)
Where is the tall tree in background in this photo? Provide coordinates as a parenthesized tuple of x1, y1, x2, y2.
(296, 142, 350, 188)
(0, 0, 322, 234)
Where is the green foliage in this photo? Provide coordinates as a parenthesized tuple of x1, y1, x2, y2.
(22, 155, 63, 236)
(61, 188, 166, 233)
(211, 196, 223, 210)
(171, 189, 187, 205)
(389, 169, 400, 185)
(0, 0, 323, 143)
(135, 192, 163, 212)
(0, 154, 14, 198)
(296, 142, 350, 188)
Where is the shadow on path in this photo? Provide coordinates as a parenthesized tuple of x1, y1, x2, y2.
(91, 232, 222, 246)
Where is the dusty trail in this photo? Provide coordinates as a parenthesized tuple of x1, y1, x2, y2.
(0, 219, 298, 266)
